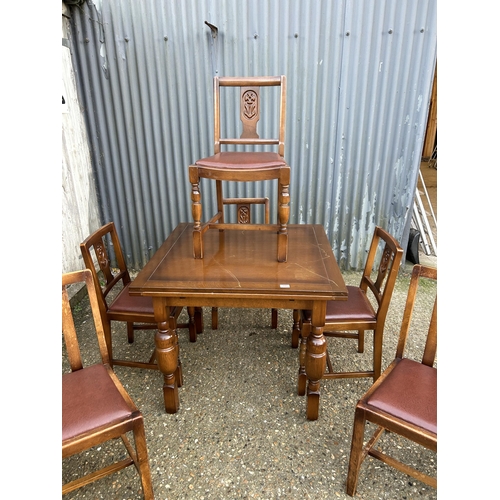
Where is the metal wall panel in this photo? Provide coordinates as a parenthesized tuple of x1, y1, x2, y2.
(67, 0, 436, 270)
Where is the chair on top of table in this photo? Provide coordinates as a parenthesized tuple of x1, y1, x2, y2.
(189, 75, 290, 329)
(296, 226, 403, 395)
(346, 264, 437, 495)
(80, 221, 203, 371)
(62, 269, 154, 498)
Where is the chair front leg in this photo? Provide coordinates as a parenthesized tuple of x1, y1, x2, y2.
(271, 308, 278, 329)
(346, 407, 367, 497)
(187, 306, 197, 343)
(297, 309, 311, 395)
(194, 307, 204, 334)
(291, 309, 301, 348)
(132, 418, 155, 500)
(211, 307, 218, 330)
(127, 322, 134, 343)
(168, 309, 183, 387)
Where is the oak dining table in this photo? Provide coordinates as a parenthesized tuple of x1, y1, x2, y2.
(129, 222, 347, 420)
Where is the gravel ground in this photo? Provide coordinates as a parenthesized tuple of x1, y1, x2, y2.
(62, 260, 437, 500)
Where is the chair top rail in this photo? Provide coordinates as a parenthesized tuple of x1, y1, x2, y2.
(218, 76, 283, 86)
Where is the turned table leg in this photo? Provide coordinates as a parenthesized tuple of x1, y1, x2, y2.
(154, 298, 180, 413)
(304, 302, 326, 421)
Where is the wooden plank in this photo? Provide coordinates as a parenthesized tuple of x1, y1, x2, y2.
(422, 64, 437, 160)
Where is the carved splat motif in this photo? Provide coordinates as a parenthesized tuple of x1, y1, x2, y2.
(242, 90, 258, 120)
(240, 86, 260, 139)
(238, 204, 251, 224)
(379, 245, 391, 274)
(374, 244, 392, 293)
(95, 241, 110, 272)
(94, 240, 115, 283)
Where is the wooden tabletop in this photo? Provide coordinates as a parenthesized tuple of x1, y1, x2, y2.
(130, 223, 347, 305)
(130, 223, 347, 419)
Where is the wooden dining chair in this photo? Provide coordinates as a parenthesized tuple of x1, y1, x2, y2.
(80, 221, 203, 370)
(346, 264, 437, 495)
(190, 76, 289, 329)
(62, 269, 154, 498)
(296, 227, 403, 388)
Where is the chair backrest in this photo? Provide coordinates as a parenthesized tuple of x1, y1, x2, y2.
(359, 226, 403, 323)
(62, 269, 110, 371)
(214, 76, 287, 156)
(395, 264, 437, 366)
(80, 222, 130, 316)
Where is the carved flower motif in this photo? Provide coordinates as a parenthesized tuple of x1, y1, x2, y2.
(239, 206, 250, 224)
(243, 90, 258, 120)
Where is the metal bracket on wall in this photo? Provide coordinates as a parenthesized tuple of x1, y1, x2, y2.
(205, 21, 219, 76)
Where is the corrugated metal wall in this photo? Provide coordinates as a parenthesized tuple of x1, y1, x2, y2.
(67, 0, 436, 270)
